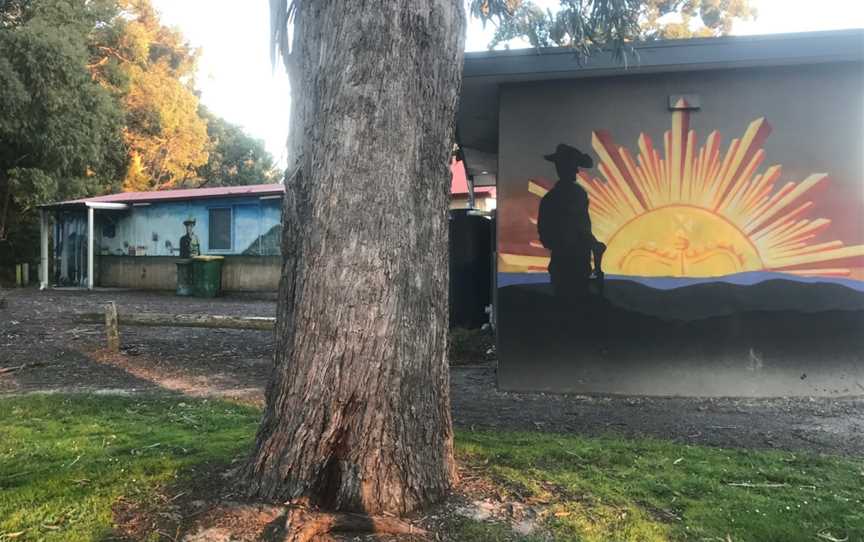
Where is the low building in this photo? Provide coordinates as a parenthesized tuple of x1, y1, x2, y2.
(450, 158, 496, 211)
(38, 184, 284, 291)
(38, 170, 493, 292)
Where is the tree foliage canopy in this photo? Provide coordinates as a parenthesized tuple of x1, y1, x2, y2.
(0, 0, 276, 265)
(89, 0, 210, 191)
(196, 108, 279, 187)
(0, 0, 126, 246)
(483, 0, 755, 49)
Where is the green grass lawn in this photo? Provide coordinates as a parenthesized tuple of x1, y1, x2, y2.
(1, 394, 861, 542)
(0, 394, 261, 541)
(458, 432, 864, 542)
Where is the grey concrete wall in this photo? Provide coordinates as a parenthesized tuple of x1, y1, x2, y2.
(496, 62, 864, 397)
(98, 256, 280, 291)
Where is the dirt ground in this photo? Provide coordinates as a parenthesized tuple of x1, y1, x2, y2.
(2, 287, 863, 457)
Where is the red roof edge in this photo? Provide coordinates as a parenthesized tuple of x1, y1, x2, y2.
(41, 183, 285, 208)
(450, 159, 496, 196)
(43, 164, 496, 209)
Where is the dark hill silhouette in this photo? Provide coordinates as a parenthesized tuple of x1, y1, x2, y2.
(496, 281, 864, 396)
(602, 278, 864, 321)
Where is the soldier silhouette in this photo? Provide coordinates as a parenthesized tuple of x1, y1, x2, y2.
(537, 144, 605, 301)
(179, 216, 200, 258)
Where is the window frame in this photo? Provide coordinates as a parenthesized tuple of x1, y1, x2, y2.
(207, 206, 233, 252)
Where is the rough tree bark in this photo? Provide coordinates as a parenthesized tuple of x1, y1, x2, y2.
(242, 0, 466, 520)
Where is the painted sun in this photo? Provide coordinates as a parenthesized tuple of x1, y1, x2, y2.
(500, 105, 864, 278)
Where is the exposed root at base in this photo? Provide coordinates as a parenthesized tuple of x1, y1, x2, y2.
(283, 507, 428, 542)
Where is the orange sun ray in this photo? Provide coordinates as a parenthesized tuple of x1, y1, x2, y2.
(500, 110, 864, 278)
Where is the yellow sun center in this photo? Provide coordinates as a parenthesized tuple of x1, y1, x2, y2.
(603, 205, 763, 277)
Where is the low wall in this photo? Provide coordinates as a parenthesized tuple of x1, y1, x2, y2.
(98, 256, 280, 291)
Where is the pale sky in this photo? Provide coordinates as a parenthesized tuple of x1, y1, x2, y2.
(152, 0, 864, 168)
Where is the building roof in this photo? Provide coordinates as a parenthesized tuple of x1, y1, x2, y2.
(41, 183, 286, 209)
(458, 29, 864, 154)
(43, 166, 493, 210)
(451, 159, 495, 197)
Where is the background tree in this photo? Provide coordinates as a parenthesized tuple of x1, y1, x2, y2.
(0, 0, 125, 265)
(244, 1, 641, 538)
(195, 107, 279, 187)
(641, 0, 755, 39)
(89, 0, 209, 191)
(1, 0, 270, 278)
(489, 0, 754, 49)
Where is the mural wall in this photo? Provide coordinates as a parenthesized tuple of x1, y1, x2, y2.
(496, 63, 864, 396)
(51, 196, 282, 287)
(95, 197, 282, 257)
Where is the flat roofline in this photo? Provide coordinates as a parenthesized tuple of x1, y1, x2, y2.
(40, 184, 285, 210)
(464, 29, 864, 81)
(40, 192, 284, 210)
(465, 29, 864, 59)
(457, 29, 864, 154)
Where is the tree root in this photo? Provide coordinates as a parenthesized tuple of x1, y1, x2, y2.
(283, 507, 428, 542)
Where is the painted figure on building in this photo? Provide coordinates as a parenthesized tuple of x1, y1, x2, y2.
(537, 144, 605, 300)
(179, 216, 200, 258)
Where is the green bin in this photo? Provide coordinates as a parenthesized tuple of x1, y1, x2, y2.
(192, 255, 224, 297)
(175, 259, 194, 296)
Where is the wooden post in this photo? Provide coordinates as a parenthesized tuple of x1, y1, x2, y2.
(40, 209, 49, 290)
(105, 301, 120, 352)
(79, 311, 275, 331)
(87, 206, 95, 290)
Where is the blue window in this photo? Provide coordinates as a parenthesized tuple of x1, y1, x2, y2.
(208, 207, 232, 250)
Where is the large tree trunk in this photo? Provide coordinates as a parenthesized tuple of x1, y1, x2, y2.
(243, 0, 466, 516)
